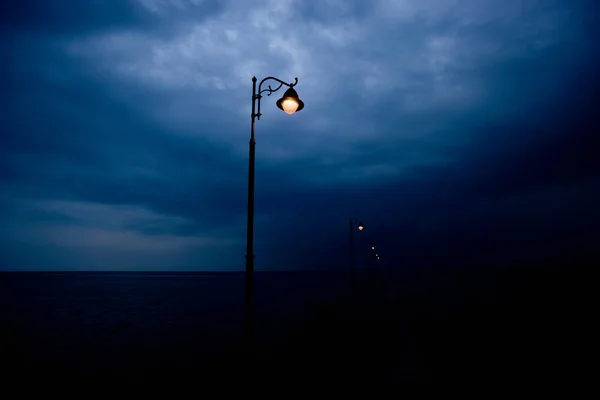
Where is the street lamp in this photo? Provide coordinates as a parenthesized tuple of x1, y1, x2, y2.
(245, 76, 303, 345)
(349, 218, 364, 283)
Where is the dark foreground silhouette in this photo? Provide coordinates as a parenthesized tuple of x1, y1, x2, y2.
(0, 266, 586, 390)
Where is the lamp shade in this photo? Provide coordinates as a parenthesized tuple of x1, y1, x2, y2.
(276, 87, 304, 114)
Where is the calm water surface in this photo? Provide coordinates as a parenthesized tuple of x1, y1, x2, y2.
(0, 268, 571, 385)
(0, 271, 352, 365)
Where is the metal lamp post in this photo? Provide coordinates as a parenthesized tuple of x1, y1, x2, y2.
(349, 218, 364, 285)
(245, 76, 304, 346)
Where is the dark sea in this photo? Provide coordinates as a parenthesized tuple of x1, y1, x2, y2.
(0, 267, 580, 390)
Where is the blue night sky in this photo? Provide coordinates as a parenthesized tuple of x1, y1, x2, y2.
(1, 0, 598, 271)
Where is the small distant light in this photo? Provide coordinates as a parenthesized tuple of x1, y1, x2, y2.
(372, 246, 375, 250)
(375, 254, 379, 257)
(377, 256, 380, 259)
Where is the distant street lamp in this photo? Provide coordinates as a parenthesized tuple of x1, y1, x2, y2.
(245, 76, 304, 345)
(349, 218, 364, 282)
(371, 246, 382, 267)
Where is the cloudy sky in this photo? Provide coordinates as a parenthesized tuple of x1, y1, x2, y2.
(1, 0, 598, 271)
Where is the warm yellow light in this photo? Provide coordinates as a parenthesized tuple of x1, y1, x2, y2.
(358, 225, 364, 231)
(281, 98, 299, 114)
(375, 254, 379, 257)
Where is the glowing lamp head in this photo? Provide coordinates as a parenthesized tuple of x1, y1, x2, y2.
(357, 223, 364, 231)
(276, 87, 304, 115)
(281, 98, 299, 114)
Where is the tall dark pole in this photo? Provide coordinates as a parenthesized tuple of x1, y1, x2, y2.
(245, 77, 257, 347)
(245, 76, 303, 348)
(349, 218, 363, 291)
(349, 218, 355, 283)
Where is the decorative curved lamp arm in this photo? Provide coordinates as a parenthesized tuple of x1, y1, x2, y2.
(253, 76, 298, 120)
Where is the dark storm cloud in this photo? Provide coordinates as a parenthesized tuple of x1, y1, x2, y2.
(0, 55, 249, 232)
(259, 39, 600, 270)
(296, 0, 374, 22)
(1, 0, 598, 270)
(1, 11, 247, 266)
(0, 0, 225, 35)
(2, 3, 136, 35)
